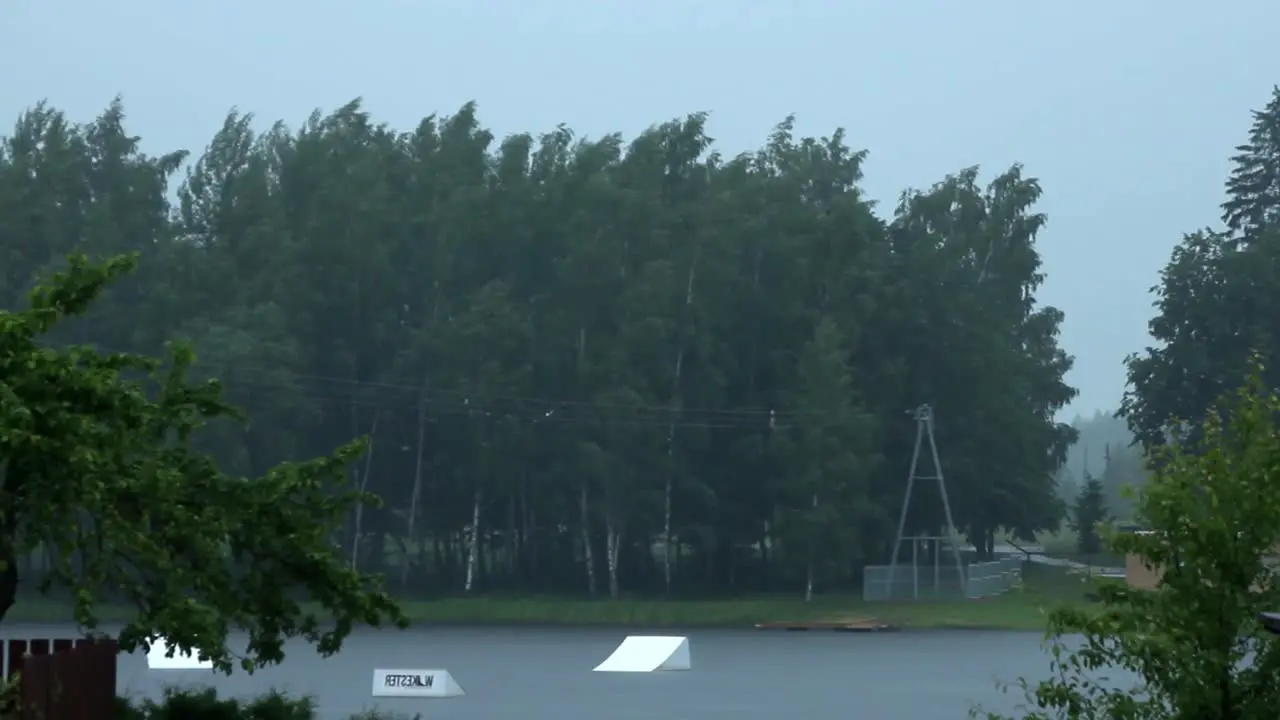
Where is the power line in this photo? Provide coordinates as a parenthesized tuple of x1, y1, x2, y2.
(80, 341, 826, 421)
(230, 393, 774, 430)
(219, 376, 819, 430)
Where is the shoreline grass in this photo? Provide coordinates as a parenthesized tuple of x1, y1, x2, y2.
(868, 563, 1102, 631)
(3, 566, 1095, 631)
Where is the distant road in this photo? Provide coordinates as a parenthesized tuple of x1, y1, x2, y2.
(987, 544, 1124, 577)
(990, 544, 1043, 555)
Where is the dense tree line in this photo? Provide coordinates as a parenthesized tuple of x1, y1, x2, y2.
(0, 98, 1076, 600)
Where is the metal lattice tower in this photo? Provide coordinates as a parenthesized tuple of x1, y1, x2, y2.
(886, 404, 966, 598)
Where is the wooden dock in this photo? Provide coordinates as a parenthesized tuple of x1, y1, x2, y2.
(754, 618, 900, 633)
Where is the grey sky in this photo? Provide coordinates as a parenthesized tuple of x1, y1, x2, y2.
(5, 0, 1279, 417)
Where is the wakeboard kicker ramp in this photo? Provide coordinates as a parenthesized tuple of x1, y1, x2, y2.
(146, 637, 213, 670)
(592, 635, 691, 672)
(372, 668, 466, 698)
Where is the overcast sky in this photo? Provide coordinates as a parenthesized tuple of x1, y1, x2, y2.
(5, 0, 1279, 418)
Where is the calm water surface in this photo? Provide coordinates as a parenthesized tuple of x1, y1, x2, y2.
(6, 625, 1071, 719)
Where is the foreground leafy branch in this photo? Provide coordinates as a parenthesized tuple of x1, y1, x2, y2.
(0, 253, 407, 672)
(977, 359, 1280, 719)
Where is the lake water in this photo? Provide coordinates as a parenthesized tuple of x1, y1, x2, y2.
(6, 625, 1071, 719)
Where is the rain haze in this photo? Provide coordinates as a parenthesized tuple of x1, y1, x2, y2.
(6, 0, 1280, 416)
(5, 2, 1280, 717)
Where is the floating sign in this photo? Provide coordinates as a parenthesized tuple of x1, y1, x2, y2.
(371, 668, 465, 698)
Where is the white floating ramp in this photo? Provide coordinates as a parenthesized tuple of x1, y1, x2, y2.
(372, 669, 465, 698)
(146, 637, 213, 670)
(593, 635, 691, 672)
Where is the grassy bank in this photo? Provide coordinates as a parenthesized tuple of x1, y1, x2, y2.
(4, 566, 1096, 630)
(872, 564, 1098, 630)
(3, 595, 851, 628)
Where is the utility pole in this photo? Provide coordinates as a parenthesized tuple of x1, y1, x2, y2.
(886, 404, 966, 599)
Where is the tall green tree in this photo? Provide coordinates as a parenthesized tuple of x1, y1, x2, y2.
(1223, 86, 1280, 237)
(1069, 474, 1108, 555)
(774, 317, 877, 600)
(1125, 87, 1280, 450)
(1121, 229, 1261, 449)
(0, 254, 406, 671)
(888, 165, 1075, 557)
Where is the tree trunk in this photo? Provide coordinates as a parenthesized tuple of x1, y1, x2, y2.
(580, 481, 597, 596)
(805, 492, 818, 602)
(0, 535, 15, 622)
(0, 463, 13, 622)
(662, 422, 677, 596)
(480, 526, 492, 583)
(507, 493, 518, 577)
(606, 521, 622, 600)
(464, 486, 482, 594)
(971, 524, 995, 561)
(524, 488, 538, 580)
(759, 521, 772, 591)
(662, 244, 699, 596)
(350, 413, 380, 571)
(433, 534, 446, 584)
(401, 398, 427, 586)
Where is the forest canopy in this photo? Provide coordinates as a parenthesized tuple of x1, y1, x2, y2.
(0, 98, 1077, 599)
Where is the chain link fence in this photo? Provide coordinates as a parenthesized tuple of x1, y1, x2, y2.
(862, 556, 1022, 601)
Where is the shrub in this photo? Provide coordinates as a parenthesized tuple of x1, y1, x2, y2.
(116, 688, 419, 720)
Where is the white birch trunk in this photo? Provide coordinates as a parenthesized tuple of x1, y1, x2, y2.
(606, 521, 622, 600)
(464, 486, 483, 594)
(350, 414, 380, 571)
(401, 399, 427, 585)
